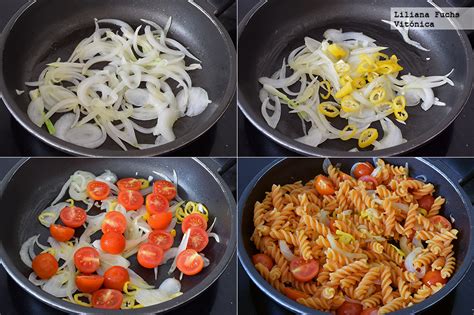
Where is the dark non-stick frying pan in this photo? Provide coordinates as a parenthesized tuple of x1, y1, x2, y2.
(238, 158, 474, 314)
(0, 0, 236, 156)
(0, 158, 236, 313)
(238, 0, 473, 156)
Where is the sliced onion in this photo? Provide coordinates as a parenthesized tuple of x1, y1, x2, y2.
(279, 240, 296, 261)
(168, 229, 190, 274)
(415, 175, 427, 182)
(405, 247, 422, 273)
(29, 272, 47, 286)
(128, 268, 154, 289)
(162, 247, 178, 265)
(327, 233, 367, 260)
(20, 235, 40, 267)
(27, 97, 45, 127)
(322, 158, 332, 175)
(158, 278, 181, 296)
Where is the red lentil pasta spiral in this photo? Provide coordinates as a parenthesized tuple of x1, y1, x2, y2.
(250, 159, 458, 314)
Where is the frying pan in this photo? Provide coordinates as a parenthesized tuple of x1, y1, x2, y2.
(0, 158, 236, 313)
(238, 158, 474, 314)
(238, 0, 474, 156)
(0, 0, 236, 156)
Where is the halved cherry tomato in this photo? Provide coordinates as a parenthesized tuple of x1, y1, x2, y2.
(50, 224, 75, 242)
(176, 249, 204, 276)
(101, 232, 126, 255)
(153, 180, 177, 201)
(182, 213, 207, 233)
(358, 175, 378, 189)
(91, 289, 123, 309)
(32, 253, 58, 279)
(60, 206, 86, 228)
(283, 287, 309, 301)
(75, 274, 104, 293)
(329, 219, 337, 234)
(148, 211, 173, 230)
(117, 178, 142, 191)
(352, 162, 374, 179)
(336, 301, 363, 315)
(423, 270, 447, 286)
(87, 180, 111, 200)
(360, 308, 379, 315)
(290, 258, 320, 282)
(252, 253, 274, 270)
(187, 227, 209, 252)
(429, 215, 452, 230)
(118, 190, 144, 211)
(137, 243, 163, 268)
(103, 266, 130, 291)
(101, 211, 127, 234)
(418, 195, 435, 211)
(148, 230, 174, 251)
(314, 175, 335, 195)
(146, 193, 169, 214)
(74, 247, 100, 274)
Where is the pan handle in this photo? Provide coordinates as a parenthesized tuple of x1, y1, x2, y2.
(190, 0, 234, 17)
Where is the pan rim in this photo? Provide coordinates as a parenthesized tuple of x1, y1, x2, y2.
(237, 0, 474, 157)
(237, 157, 474, 315)
(0, 0, 236, 157)
(0, 157, 237, 313)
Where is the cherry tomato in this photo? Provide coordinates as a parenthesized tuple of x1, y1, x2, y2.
(187, 227, 209, 252)
(91, 289, 123, 309)
(148, 230, 174, 251)
(87, 180, 111, 200)
(32, 253, 58, 279)
(74, 247, 100, 274)
(429, 215, 452, 230)
(283, 287, 309, 301)
(358, 175, 378, 189)
(146, 193, 169, 214)
(314, 175, 335, 195)
(118, 190, 144, 211)
(176, 249, 204, 276)
(182, 213, 207, 233)
(137, 243, 164, 268)
(101, 211, 127, 234)
(329, 219, 337, 234)
(352, 162, 374, 179)
(252, 253, 274, 270)
(103, 266, 130, 291)
(153, 180, 177, 201)
(75, 274, 104, 293)
(147, 211, 173, 230)
(60, 206, 86, 228)
(418, 195, 435, 211)
(50, 224, 75, 242)
(360, 308, 379, 315)
(101, 232, 126, 255)
(117, 178, 142, 191)
(336, 301, 363, 315)
(290, 258, 320, 282)
(423, 270, 448, 286)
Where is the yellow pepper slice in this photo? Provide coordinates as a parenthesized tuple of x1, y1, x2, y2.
(394, 108, 409, 121)
(419, 208, 428, 216)
(123, 281, 139, 295)
(375, 101, 394, 115)
(138, 179, 149, 190)
(366, 72, 380, 82)
(390, 244, 406, 257)
(73, 293, 92, 307)
(369, 87, 386, 105)
(341, 96, 360, 113)
(392, 95, 406, 111)
(374, 52, 389, 60)
(335, 60, 351, 75)
(319, 80, 331, 100)
(318, 102, 340, 118)
(358, 128, 378, 148)
(339, 124, 358, 141)
(351, 77, 367, 89)
(335, 81, 353, 99)
(327, 44, 347, 59)
(336, 230, 355, 244)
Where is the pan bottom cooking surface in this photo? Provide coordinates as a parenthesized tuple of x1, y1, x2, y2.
(237, 158, 474, 315)
(0, 158, 237, 315)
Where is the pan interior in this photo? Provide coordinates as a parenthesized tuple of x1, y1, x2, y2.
(238, 0, 470, 152)
(240, 158, 472, 313)
(2, 0, 233, 152)
(0, 158, 233, 311)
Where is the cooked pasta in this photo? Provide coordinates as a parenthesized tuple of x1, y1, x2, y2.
(250, 159, 458, 313)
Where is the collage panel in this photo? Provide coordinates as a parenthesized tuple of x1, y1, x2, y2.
(0, 0, 236, 157)
(0, 157, 236, 314)
(238, 157, 474, 314)
(238, 0, 474, 156)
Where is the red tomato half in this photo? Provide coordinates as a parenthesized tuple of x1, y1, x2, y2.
(147, 211, 173, 230)
(60, 206, 86, 228)
(74, 247, 100, 274)
(314, 175, 335, 195)
(153, 180, 177, 201)
(137, 243, 163, 268)
(50, 224, 75, 242)
(117, 178, 142, 191)
(358, 175, 378, 189)
(182, 213, 207, 233)
(87, 181, 111, 200)
(146, 193, 169, 214)
(148, 230, 174, 251)
(32, 253, 58, 279)
(352, 162, 374, 179)
(423, 270, 448, 286)
(418, 195, 435, 211)
(101, 211, 127, 234)
(289, 258, 320, 282)
(186, 227, 209, 252)
(118, 190, 144, 211)
(176, 249, 204, 275)
(429, 215, 452, 230)
(360, 308, 379, 315)
(336, 301, 363, 315)
(103, 266, 130, 291)
(252, 253, 274, 270)
(91, 289, 123, 309)
(75, 274, 104, 293)
(100, 232, 126, 255)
